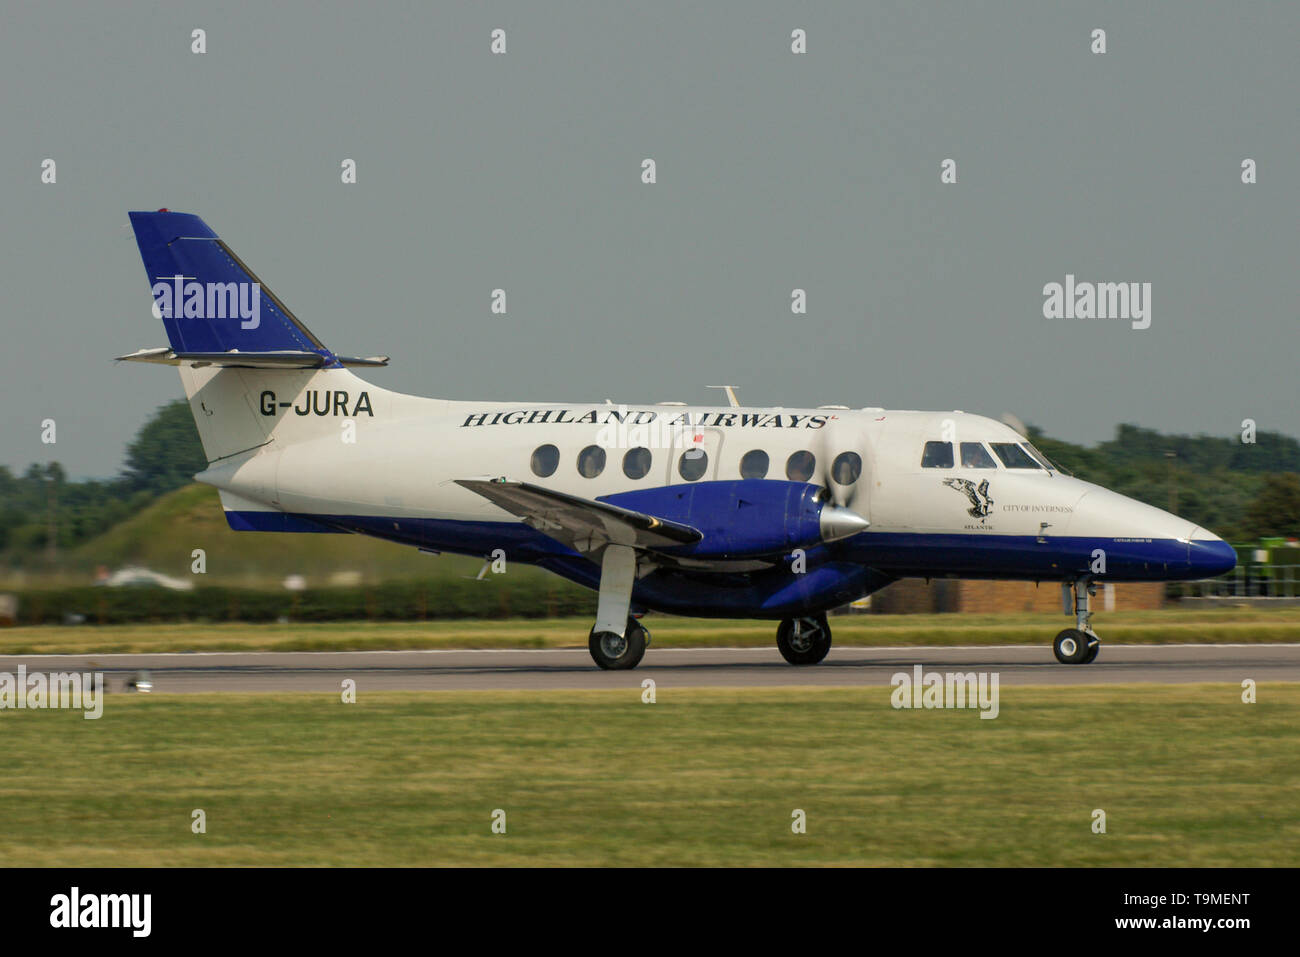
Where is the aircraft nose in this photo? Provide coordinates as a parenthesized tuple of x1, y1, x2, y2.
(1187, 529, 1236, 578)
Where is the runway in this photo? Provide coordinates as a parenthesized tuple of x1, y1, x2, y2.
(3, 644, 1298, 693)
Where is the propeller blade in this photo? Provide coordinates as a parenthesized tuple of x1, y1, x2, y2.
(816, 422, 867, 509)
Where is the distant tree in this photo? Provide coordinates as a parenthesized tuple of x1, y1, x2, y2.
(1243, 474, 1300, 539)
(121, 400, 206, 493)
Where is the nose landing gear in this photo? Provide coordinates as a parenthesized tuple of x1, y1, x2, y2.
(1054, 577, 1100, 664)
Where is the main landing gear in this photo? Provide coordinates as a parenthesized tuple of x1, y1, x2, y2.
(587, 544, 649, 671)
(1054, 576, 1100, 664)
(776, 615, 832, 665)
(589, 617, 650, 670)
(584, 543, 836, 670)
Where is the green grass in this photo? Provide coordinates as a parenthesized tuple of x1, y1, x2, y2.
(0, 685, 1296, 866)
(1, 607, 1299, 655)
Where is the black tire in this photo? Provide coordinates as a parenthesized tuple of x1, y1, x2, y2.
(1053, 628, 1097, 664)
(776, 616, 832, 665)
(589, 618, 647, 670)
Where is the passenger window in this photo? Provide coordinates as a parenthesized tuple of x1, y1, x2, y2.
(990, 443, 1042, 469)
(739, 449, 769, 479)
(960, 442, 997, 469)
(577, 445, 606, 478)
(622, 447, 652, 480)
(921, 441, 954, 469)
(678, 448, 708, 481)
(831, 451, 862, 485)
(530, 444, 559, 478)
(785, 450, 816, 482)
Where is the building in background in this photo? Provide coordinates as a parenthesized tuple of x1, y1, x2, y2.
(860, 579, 1165, 614)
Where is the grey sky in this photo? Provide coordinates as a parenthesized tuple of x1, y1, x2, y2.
(2, 1, 1296, 478)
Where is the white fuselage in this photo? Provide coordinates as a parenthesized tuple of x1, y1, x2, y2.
(191, 366, 1217, 551)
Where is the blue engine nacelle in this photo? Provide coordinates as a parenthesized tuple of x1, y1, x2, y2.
(601, 480, 833, 559)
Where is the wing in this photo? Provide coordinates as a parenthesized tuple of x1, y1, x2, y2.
(454, 479, 702, 554)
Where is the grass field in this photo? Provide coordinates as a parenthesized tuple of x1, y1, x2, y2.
(1, 685, 1296, 866)
(1, 606, 1298, 655)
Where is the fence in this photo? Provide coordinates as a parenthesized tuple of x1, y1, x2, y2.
(1170, 563, 1300, 599)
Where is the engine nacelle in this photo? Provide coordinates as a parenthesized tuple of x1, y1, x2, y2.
(602, 480, 865, 559)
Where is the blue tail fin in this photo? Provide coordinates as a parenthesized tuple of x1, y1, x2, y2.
(128, 210, 338, 364)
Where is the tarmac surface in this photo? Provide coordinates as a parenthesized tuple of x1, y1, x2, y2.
(2, 643, 1297, 693)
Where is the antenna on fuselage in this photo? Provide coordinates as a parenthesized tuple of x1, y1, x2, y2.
(706, 385, 740, 407)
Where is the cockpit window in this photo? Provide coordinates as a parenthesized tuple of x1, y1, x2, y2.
(921, 441, 954, 469)
(990, 443, 1042, 469)
(1023, 442, 1056, 471)
(960, 442, 997, 468)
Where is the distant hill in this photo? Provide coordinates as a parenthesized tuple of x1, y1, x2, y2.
(53, 484, 517, 588)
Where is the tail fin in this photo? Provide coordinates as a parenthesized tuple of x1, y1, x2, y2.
(124, 210, 390, 466)
(127, 210, 337, 362)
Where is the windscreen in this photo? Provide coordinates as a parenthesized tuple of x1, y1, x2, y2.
(990, 443, 1042, 469)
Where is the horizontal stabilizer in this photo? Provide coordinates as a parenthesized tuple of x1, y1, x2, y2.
(116, 348, 389, 369)
(455, 479, 702, 553)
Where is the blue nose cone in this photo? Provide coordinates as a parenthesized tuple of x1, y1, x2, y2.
(1188, 538, 1237, 578)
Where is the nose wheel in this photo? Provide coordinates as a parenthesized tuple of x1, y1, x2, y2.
(1055, 577, 1101, 664)
(777, 615, 832, 665)
(1053, 628, 1099, 664)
